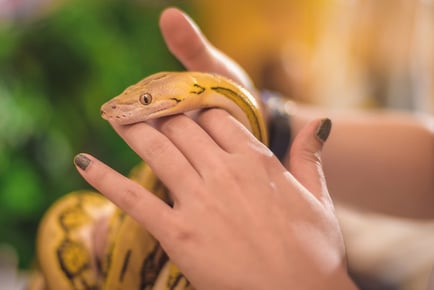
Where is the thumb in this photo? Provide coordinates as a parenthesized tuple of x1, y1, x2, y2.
(159, 7, 254, 90)
(288, 118, 332, 201)
(159, 7, 210, 71)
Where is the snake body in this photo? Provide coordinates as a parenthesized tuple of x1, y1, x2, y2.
(32, 71, 268, 290)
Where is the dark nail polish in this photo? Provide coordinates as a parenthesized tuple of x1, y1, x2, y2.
(74, 154, 91, 171)
(316, 118, 332, 143)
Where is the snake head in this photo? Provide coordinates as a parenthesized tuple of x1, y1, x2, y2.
(100, 72, 188, 125)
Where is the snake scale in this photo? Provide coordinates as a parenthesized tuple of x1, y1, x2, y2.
(29, 71, 268, 290)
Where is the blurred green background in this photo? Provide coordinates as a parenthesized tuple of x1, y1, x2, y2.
(0, 0, 191, 268)
(1, 0, 432, 278)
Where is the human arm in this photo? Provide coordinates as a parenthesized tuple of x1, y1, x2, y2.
(292, 106, 434, 219)
(159, 7, 434, 219)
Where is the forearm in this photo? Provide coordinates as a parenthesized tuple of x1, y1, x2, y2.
(284, 104, 434, 219)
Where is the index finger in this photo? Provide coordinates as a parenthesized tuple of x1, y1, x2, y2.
(108, 120, 203, 202)
(73, 153, 174, 240)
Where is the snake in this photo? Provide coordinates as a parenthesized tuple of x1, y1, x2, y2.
(30, 71, 268, 290)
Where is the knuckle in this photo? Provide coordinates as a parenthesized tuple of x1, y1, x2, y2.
(165, 215, 193, 243)
(199, 108, 225, 121)
(159, 115, 203, 140)
(291, 146, 322, 165)
(197, 109, 228, 130)
(142, 134, 173, 157)
(159, 115, 186, 135)
(117, 183, 143, 210)
(247, 140, 274, 159)
(205, 158, 232, 180)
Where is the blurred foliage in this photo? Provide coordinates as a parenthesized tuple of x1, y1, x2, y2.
(0, 0, 190, 268)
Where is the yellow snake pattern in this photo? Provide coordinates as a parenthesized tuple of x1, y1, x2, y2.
(29, 72, 267, 290)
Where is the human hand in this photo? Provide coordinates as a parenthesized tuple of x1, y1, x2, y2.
(74, 110, 356, 290)
(159, 7, 256, 95)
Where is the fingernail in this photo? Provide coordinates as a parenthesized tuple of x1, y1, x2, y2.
(316, 118, 332, 143)
(74, 154, 91, 171)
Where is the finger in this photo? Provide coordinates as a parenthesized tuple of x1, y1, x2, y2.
(159, 7, 254, 89)
(288, 118, 332, 202)
(156, 114, 226, 175)
(197, 109, 272, 156)
(73, 153, 173, 239)
(159, 7, 209, 70)
(109, 121, 202, 200)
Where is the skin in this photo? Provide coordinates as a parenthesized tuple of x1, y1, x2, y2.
(75, 7, 359, 290)
(73, 6, 432, 289)
(294, 107, 434, 218)
(159, 7, 434, 219)
(75, 114, 356, 290)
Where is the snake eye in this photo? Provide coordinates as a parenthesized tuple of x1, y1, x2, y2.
(139, 93, 152, 105)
